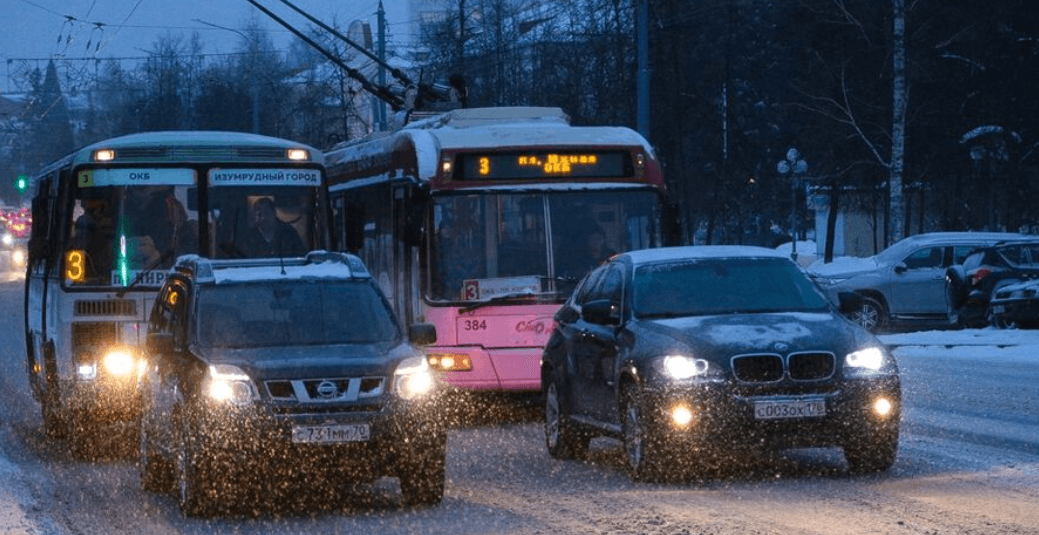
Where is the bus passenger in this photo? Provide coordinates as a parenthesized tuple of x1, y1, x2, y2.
(239, 197, 307, 257)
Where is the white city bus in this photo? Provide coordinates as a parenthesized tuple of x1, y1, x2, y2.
(24, 131, 329, 455)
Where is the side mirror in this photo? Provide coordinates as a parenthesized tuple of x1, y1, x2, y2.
(583, 299, 620, 326)
(554, 304, 579, 324)
(893, 263, 908, 274)
(145, 331, 175, 357)
(837, 292, 864, 315)
(408, 323, 437, 346)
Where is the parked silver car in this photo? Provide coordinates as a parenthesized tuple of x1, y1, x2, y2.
(808, 232, 1033, 332)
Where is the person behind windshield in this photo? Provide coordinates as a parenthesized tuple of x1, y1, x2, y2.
(239, 197, 307, 258)
(72, 198, 116, 281)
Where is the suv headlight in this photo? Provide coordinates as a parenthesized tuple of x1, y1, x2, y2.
(394, 356, 435, 400)
(204, 364, 258, 405)
(845, 347, 887, 371)
(660, 355, 711, 380)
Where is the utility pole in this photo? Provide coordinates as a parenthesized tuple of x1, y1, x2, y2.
(377, 2, 388, 131)
(636, 0, 650, 140)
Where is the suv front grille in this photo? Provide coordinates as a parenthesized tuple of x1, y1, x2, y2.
(732, 354, 784, 382)
(788, 352, 836, 380)
(732, 352, 836, 382)
(264, 377, 386, 403)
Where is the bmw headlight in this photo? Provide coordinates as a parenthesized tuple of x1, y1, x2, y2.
(661, 355, 711, 380)
(204, 364, 257, 405)
(845, 346, 887, 371)
(394, 356, 435, 400)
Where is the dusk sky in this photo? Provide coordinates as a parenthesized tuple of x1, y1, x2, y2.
(3, 0, 414, 93)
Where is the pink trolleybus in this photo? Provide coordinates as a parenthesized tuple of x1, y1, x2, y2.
(325, 107, 675, 392)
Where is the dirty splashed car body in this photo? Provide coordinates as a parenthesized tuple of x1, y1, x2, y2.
(541, 246, 901, 482)
(137, 251, 445, 516)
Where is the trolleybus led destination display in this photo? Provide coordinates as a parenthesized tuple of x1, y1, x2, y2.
(455, 151, 631, 180)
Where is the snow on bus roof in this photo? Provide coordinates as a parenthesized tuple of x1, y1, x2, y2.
(81, 130, 320, 151)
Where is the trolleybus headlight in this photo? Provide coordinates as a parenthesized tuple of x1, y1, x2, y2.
(204, 364, 257, 405)
(1, 233, 12, 246)
(11, 248, 26, 267)
(394, 356, 435, 400)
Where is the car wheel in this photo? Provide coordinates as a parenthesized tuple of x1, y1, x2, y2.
(844, 425, 899, 474)
(987, 308, 1017, 329)
(399, 431, 447, 507)
(621, 383, 668, 482)
(850, 296, 887, 333)
(544, 377, 590, 460)
(176, 417, 216, 517)
(139, 412, 174, 493)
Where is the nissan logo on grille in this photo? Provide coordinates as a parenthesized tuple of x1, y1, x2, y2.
(316, 380, 338, 399)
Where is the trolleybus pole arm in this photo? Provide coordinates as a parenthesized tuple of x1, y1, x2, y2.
(273, 0, 415, 89)
(243, 0, 406, 111)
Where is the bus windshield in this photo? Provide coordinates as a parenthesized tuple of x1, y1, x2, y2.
(429, 189, 662, 302)
(66, 167, 323, 288)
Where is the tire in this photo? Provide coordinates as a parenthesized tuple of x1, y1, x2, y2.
(621, 383, 669, 482)
(844, 425, 899, 474)
(988, 308, 1017, 329)
(399, 431, 447, 507)
(139, 413, 174, 493)
(849, 296, 887, 333)
(176, 417, 216, 517)
(544, 377, 590, 460)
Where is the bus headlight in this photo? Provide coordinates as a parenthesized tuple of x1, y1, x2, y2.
(204, 364, 257, 405)
(395, 356, 435, 400)
(102, 347, 137, 377)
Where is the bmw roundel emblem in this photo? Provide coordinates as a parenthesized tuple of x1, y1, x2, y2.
(316, 380, 338, 398)
(774, 342, 789, 352)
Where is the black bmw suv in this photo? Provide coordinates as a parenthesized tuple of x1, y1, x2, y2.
(542, 246, 901, 481)
(138, 252, 445, 515)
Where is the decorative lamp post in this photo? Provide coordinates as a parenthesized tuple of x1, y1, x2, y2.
(777, 148, 808, 261)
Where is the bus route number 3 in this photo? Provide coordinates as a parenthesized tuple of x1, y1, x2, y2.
(463, 319, 487, 331)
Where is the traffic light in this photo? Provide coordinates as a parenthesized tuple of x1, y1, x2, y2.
(15, 174, 28, 193)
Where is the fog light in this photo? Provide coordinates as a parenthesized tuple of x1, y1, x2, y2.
(671, 405, 694, 427)
(873, 397, 894, 417)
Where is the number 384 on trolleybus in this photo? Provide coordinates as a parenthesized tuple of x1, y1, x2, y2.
(24, 131, 329, 456)
(325, 107, 678, 396)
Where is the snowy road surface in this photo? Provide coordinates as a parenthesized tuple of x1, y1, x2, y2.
(1, 280, 1037, 534)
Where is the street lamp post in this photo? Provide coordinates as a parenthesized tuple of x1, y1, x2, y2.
(777, 148, 808, 262)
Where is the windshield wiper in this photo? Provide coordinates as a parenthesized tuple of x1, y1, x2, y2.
(459, 291, 562, 314)
(116, 248, 175, 298)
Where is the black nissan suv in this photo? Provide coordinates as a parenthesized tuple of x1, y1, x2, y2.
(138, 251, 445, 516)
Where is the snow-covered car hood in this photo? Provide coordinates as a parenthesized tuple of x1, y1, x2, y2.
(193, 341, 419, 380)
(637, 311, 872, 364)
(806, 256, 880, 279)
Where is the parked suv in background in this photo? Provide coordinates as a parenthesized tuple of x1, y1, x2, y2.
(808, 232, 1033, 332)
(138, 252, 445, 516)
(946, 240, 1039, 328)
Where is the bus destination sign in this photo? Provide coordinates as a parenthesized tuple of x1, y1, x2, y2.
(455, 151, 630, 181)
